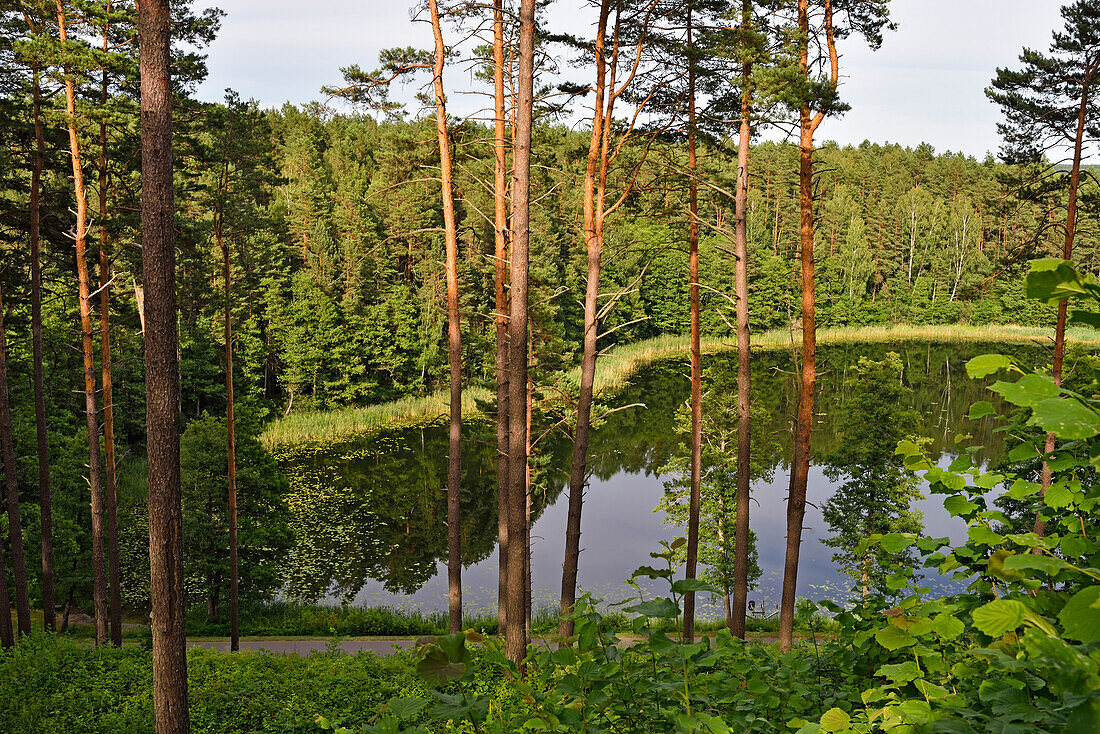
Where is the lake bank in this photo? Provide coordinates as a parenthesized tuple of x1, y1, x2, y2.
(261, 323, 1100, 449)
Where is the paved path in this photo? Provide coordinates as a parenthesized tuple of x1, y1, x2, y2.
(188, 638, 418, 656)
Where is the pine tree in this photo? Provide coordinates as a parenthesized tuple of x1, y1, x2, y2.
(988, 0, 1100, 535)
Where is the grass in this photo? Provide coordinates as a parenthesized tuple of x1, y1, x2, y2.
(262, 323, 1100, 448)
(262, 386, 491, 449)
(178, 599, 834, 639)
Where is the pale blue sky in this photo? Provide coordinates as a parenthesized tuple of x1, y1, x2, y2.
(194, 0, 1068, 158)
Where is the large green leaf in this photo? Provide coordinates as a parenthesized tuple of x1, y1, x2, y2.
(971, 599, 1026, 637)
(1027, 398, 1100, 440)
(672, 578, 722, 595)
(966, 354, 1015, 379)
(875, 623, 916, 650)
(626, 598, 680, 619)
(1058, 586, 1100, 643)
(990, 374, 1060, 408)
(931, 612, 965, 640)
(387, 697, 430, 720)
(417, 648, 467, 684)
(1027, 258, 1092, 304)
(880, 533, 916, 554)
(819, 708, 851, 733)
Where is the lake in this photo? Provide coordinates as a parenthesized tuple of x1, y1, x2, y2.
(276, 340, 1053, 618)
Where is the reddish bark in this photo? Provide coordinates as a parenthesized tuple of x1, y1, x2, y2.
(57, 0, 108, 647)
(428, 0, 464, 633)
(779, 0, 835, 651)
(730, 0, 754, 641)
(506, 0, 536, 669)
(492, 0, 512, 639)
(140, 0, 190, 729)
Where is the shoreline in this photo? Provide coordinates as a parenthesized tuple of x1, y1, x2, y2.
(261, 323, 1100, 450)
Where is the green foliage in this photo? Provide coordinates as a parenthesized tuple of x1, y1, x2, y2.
(180, 409, 293, 616)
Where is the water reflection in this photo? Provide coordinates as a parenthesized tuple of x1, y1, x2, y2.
(276, 341, 1051, 613)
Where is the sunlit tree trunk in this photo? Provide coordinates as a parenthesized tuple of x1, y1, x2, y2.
(140, 0, 190, 729)
(492, 0, 512, 638)
(561, 0, 612, 641)
(57, 0, 108, 646)
(683, 8, 703, 644)
(1037, 82, 1092, 538)
(779, 0, 835, 651)
(506, 0, 536, 669)
(28, 49, 56, 633)
(428, 0, 464, 633)
(98, 10, 122, 646)
(730, 0, 755, 640)
(0, 285, 31, 638)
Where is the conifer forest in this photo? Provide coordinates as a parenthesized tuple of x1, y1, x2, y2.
(1, 0, 1100, 732)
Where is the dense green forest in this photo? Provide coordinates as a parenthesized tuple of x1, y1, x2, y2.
(2, 0, 1100, 731)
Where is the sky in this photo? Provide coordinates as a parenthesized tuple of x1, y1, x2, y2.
(193, 0, 1069, 159)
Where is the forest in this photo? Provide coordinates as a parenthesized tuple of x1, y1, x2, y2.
(0, 0, 1099, 732)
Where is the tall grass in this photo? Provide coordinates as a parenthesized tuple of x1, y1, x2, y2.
(262, 387, 491, 448)
(263, 324, 1100, 447)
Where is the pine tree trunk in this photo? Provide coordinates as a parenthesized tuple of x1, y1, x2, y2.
(683, 10, 703, 644)
(525, 370, 533, 639)
(507, 0, 537, 669)
(0, 507, 10, 646)
(99, 34, 122, 646)
(780, 0, 834, 651)
(0, 287, 31, 637)
(493, 0, 511, 639)
(428, 0, 464, 634)
(140, 1, 190, 729)
(561, 0, 611, 642)
(1035, 80, 1091, 538)
(29, 57, 56, 633)
(730, 0, 754, 641)
(219, 216, 239, 652)
(57, 0, 108, 647)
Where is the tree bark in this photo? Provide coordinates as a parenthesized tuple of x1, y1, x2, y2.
(525, 369, 533, 639)
(57, 0, 109, 647)
(428, 0, 464, 634)
(683, 8, 703, 644)
(0, 517, 10, 647)
(1035, 77, 1092, 538)
(29, 54, 56, 633)
(561, 0, 612, 641)
(492, 0, 511, 640)
(507, 0, 536, 668)
(730, 0, 754, 641)
(0, 287, 31, 638)
(140, 0, 190, 729)
(779, 0, 834, 651)
(99, 14, 122, 645)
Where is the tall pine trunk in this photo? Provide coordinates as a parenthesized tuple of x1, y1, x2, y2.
(779, 0, 835, 650)
(99, 21, 122, 645)
(0, 286, 31, 637)
(525, 368, 533, 638)
(683, 9, 703, 644)
(140, 0, 190, 729)
(730, 0, 754, 640)
(29, 56, 56, 633)
(0, 519, 10, 647)
(561, 0, 611, 641)
(492, 0, 511, 638)
(1036, 81, 1092, 538)
(506, 0, 536, 668)
(428, 0, 464, 634)
(57, 0, 108, 646)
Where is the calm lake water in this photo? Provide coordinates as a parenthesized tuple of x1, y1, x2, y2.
(276, 340, 1053, 617)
